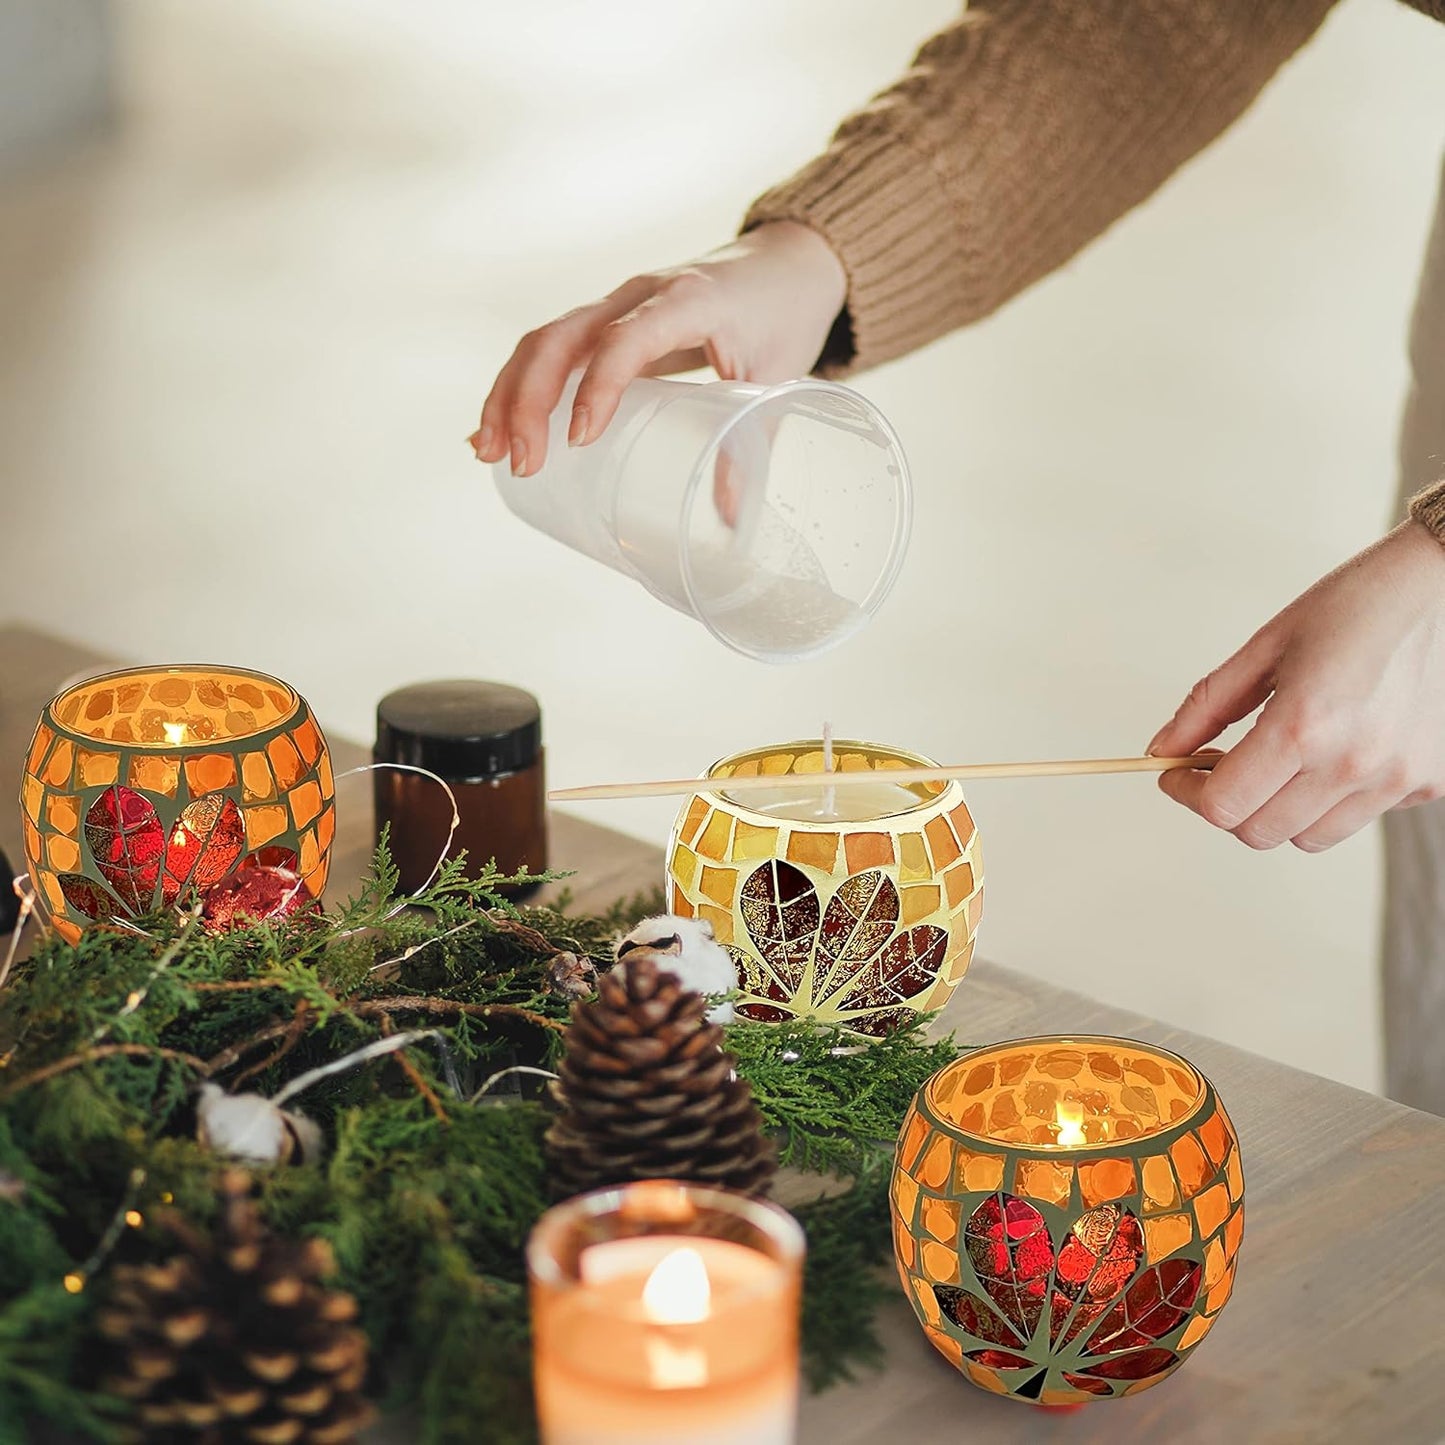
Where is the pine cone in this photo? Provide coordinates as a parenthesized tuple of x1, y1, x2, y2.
(545, 954, 777, 1198)
(95, 1171, 374, 1444)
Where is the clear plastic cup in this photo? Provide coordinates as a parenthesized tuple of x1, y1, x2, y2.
(493, 374, 911, 663)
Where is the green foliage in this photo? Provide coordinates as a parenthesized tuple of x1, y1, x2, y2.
(0, 845, 954, 1442)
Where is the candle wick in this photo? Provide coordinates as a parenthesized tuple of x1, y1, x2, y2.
(821, 722, 836, 817)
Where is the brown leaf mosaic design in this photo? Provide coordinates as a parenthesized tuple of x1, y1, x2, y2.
(731, 860, 948, 1035)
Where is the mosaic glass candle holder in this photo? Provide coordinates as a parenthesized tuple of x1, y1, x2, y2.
(19, 665, 335, 942)
(891, 1036, 1243, 1406)
(665, 740, 983, 1036)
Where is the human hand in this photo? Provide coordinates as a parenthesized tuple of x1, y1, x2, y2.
(1147, 521, 1445, 851)
(471, 221, 847, 477)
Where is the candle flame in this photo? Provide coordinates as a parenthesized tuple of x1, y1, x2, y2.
(1055, 1099, 1086, 1147)
(162, 721, 188, 745)
(642, 1247, 711, 1325)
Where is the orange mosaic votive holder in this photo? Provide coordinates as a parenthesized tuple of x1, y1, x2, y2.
(892, 1036, 1243, 1407)
(19, 665, 335, 942)
(665, 740, 984, 1037)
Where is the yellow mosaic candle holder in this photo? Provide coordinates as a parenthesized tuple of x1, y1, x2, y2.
(665, 740, 983, 1036)
(891, 1036, 1243, 1407)
(19, 665, 334, 942)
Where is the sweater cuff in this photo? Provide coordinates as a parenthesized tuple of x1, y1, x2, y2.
(1409, 479, 1445, 542)
(743, 120, 963, 378)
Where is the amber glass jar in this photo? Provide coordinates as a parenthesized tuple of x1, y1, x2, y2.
(373, 681, 547, 898)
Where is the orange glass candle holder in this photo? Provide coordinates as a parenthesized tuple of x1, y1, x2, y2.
(528, 1181, 804, 1445)
(19, 665, 334, 941)
(666, 740, 983, 1036)
(891, 1036, 1243, 1407)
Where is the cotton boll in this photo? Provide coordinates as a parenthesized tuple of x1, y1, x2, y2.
(615, 914, 738, 1023)
(196, 1083, 324, 1165)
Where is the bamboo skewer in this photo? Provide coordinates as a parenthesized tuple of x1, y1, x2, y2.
(548, 753, 1220, 804)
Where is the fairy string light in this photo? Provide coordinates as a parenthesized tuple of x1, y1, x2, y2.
(0, 872, 37, 993)
(89, 903, 203, 1047)
(62, 1166, 147, 1296)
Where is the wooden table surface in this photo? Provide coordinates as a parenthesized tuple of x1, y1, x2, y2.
(5, 623, 1445, 1445)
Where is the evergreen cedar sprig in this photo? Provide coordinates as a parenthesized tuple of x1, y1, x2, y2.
(0, 841, 957, 1443)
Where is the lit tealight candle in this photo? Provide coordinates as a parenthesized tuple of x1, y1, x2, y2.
(529, 1184, 804, 1445)
(1055, 1098, 1087, 1147)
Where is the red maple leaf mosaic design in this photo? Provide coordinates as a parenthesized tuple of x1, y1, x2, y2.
(934, 1191, 1200, 1393)
(57, 785, 296, 928)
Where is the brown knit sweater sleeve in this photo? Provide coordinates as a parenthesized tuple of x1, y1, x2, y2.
(744, 0, 1340, 376)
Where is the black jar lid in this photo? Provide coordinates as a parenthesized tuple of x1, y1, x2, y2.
(374, 681, 542, 780)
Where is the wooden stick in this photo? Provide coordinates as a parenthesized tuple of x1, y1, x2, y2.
(548, 753, 1220, 804)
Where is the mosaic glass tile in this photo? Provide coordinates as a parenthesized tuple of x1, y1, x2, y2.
(1226, 1147, 1244, 1202)
(924, 814, 961, 869)
(1142, 1212, 1192, 1264)
(26, 724, 53, 774)
(955, 1149, 1005, 1194)
(694, 810, 734, 861)
(670, 843, 700, 891)
(244, 805, 288, 850)
(1177, 1311, 1214, 1351)
(43, 740, 74, 788)
(1014, 1158, 1072, 1207)
(1193, 1183, 1230, 1240)
(698, 903, 732, 943)
(1079, 1158, 1136, 1208)
(288, 780, 323, 830)
(698, 864, 737, 907)
(1141, 1154, 1179, 1214)
(1197, 1111, 1230, 1167)
(892, 1168, 920, 1226)
(1223, 1207, 1244, 1262)
(784, 830, 837, 870)
(901, 883, 941, 924)
(185, 753, 238, 796)
(266, 735, 304, 791)
(731, 821, 779, 861)
(299, 830, 321, 880)
(923, 1196, 960, 1243)
(292, 716, 323, 765)
(46, 795, 79, 837)
(128, 754, 180, 798)
(898, 831, 931, 882)
(913, 1279, 942, 1328)
(680, 795, 709, 846)
(1203, 1237, 1226, 1289)
(1169, 1134, 1210, 1199)
(843, 831, 894, 872)
(918, 1135, 953, 1190)
(76, 748, 121, 788)
(1206, 1263, 1234, 1314)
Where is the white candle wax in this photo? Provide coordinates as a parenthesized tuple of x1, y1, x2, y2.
(725, 778, 929, 823)
(534, 1235, 798, 1445)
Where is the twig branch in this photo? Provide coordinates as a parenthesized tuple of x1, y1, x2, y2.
(206, 1019, 295, 1074)
(482, 915, 564, 957)
(233, 1001, 312, 1087)
(0, 1044, 209, 1101)
(355, 996, 565, 1033)
(376, 1014, 449, 1125)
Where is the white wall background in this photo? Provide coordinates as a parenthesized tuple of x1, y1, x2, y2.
(2, 0, 1442, 1090)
